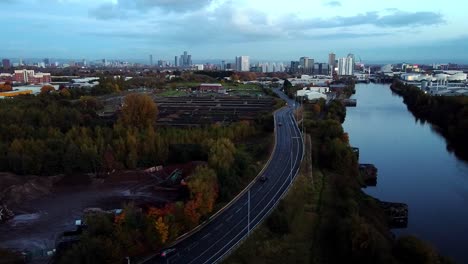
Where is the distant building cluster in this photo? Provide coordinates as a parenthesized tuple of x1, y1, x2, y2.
(178, 51, 193, 67)
(0, 69, 51, 84)
(377, 63, 468, 97)
(289, 55, 334, 75)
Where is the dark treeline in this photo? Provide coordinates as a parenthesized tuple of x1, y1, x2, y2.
(0, 94, 269, 179)
(391, 80, 468, 161)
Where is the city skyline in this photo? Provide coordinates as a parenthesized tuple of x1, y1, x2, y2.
(0, 0, 466, 62)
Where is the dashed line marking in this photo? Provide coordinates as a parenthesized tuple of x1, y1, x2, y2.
(201, 233, 211, 240)
(188, 242, 199, 251)
(226, 215, 233, 222)
(215, 224, 223, 231)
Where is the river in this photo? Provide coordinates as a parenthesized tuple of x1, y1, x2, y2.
(343, 83, 468, 263)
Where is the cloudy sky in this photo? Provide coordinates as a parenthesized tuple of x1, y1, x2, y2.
(0, 0, 466, 63)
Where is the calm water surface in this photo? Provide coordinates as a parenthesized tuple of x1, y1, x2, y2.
(343, 83, 468, 263)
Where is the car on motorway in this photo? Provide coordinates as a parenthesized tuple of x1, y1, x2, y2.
(278, 122, 283, 126)
(159, 248, 176, 258)
(260, 175, 267, 182)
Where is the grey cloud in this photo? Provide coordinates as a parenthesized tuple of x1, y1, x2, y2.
(90, 0, 213, 20)
(292, 10, 445, 29)
(130, 0, 213, 12)
(84, 3, 445, 46)
(375, 11, 444, 27)
(89, 3, 127, 20)
(324, 1, 341, 7)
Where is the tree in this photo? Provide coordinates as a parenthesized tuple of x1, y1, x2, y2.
(40, 85, 55, 94)
(0, 83, 12, 92)
(154, 217, 169, 244)
(207, 138, 236, 170)
(186, 166, 218, 216)
(119, 94, 158, 129)
(59, 88, 71, 98)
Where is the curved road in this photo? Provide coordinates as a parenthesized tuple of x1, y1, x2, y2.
(147, 91, 304, 264)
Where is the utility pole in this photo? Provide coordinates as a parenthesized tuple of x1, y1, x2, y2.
(247, 189, 251, 234)
(290, 134, 293, 183)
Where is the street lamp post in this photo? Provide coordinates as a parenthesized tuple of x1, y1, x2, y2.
(247, 189, 250, 234)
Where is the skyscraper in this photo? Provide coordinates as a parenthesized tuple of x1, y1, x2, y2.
(235, 56, 250, 72)
(347, 53, 355, 70)
(149, 55, 153, 66)
(43, 58, 50, 67)
(221, 60, 226, 70)
(338, 56, 354, 76)
(178, 51, 192, 67)
(328, 53, 336, 69)
(2, 59, 11, 69)
(299, 57, 309, 69)
(175, 56, 178, 67)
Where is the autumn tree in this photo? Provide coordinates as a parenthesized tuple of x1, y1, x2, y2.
(59, 87, 71, 98)
(186, 166, 218, 216)
(0, 83, 12, 92)
(40, 85, 55, 94)
(119, 94, 158, 129)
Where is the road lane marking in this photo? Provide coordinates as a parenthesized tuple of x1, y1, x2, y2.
(184, 110, 304, 264)
(214, 224, 223, 231)
(168, 253, 180, 263)
(187, 222, 248, 264)
(226, 215, 233, 222)
(201, 233, 211, 240)
(187, 242, 199, 251)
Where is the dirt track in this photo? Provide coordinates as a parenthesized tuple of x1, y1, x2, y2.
(0, 172, 178, 262)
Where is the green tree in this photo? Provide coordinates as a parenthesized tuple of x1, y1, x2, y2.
(207, 138, 236, 170)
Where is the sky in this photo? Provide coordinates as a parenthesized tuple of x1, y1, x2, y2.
(0, 0, 467, 63)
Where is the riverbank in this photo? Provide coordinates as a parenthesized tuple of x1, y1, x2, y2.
(390, 80, 468, 162)
(225, 90, 453, 264)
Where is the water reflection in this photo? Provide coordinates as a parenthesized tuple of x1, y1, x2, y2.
(343, 83, 468, 263)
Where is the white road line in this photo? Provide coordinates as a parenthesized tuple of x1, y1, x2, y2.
(201, 233, 211, 240)
(187, 221, 248, 264)
(187, 242, 199, 251)
(226, 215, 233, 222)
(185, 110, 304, 264)
(214, 224, 223, 231)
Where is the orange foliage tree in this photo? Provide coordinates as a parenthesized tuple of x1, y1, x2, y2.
(154, 217, 169, 244)
(0, 83, 12, 92)
(187, 166, 218, 216)
(119, 93, 158, 129)
(40, 85, 55, 94)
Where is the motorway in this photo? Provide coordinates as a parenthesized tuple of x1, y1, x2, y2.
(146, 90, 304, 264)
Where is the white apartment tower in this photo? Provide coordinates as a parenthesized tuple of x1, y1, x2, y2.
(338, 55, 354, 76)
(235, 56, 250, 72)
